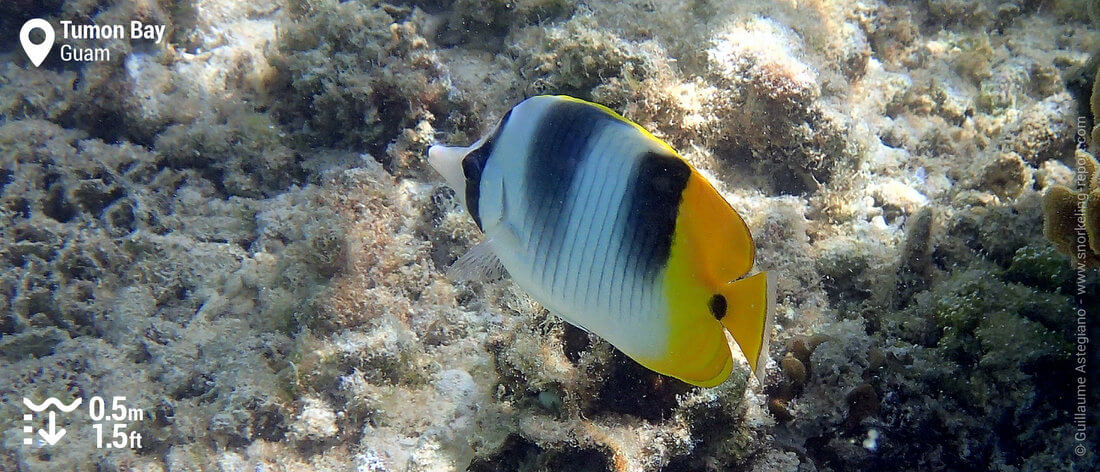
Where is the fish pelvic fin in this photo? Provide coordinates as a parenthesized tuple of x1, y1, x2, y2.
(716, 271, 775, 385)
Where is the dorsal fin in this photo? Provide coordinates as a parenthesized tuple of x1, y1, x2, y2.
(550, 95, 678, 156)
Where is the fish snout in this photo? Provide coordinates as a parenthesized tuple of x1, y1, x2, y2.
(428, 144, 468, 194)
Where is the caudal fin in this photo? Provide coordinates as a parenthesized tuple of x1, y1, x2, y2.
(717, 271, 775, 385)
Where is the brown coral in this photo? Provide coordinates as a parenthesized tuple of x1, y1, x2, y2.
(1093, 64, 1100, 153)
(1041, 149, 1100, 267)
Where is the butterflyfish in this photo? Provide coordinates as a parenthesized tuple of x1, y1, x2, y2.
(428, 95, 775, 387)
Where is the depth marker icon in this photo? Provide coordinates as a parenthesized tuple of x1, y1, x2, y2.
(23, 397, 82, 446)
(23, 415, 33, 445)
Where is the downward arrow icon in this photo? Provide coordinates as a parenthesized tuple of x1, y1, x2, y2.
(38, 411, 66, 445)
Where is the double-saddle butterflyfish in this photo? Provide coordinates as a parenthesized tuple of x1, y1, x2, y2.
(428, 95, 775, 387)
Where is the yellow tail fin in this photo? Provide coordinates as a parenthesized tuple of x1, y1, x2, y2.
(717, 271, 775, 385)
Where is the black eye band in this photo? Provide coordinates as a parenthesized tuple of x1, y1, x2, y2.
(462, 109, 512, 229)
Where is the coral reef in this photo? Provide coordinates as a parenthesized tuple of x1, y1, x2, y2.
(1, 0, 1098, 471)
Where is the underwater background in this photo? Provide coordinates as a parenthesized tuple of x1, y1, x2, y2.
(1, 0, 1099, 470)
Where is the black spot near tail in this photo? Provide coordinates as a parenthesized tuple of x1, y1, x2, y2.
(709, 294, 727, 320)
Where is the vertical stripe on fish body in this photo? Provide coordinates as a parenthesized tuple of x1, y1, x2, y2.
(428, 95, 775, 387)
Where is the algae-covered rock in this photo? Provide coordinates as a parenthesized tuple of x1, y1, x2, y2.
(0, 117, 347, 469)
(780, 260, 1086, 471)
(1005, 244, 1076, 290)
(434, 0, 574, 50)
(980, 152, 1028, 199)
(511, 14, 649, 100)
(268, 1, 447, 174)
(704, 16, 854, 194)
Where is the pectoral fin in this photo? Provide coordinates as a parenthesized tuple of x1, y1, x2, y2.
(447, 239, 507, 282)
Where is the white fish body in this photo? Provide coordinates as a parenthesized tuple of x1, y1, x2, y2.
(429, 95, 774, 387)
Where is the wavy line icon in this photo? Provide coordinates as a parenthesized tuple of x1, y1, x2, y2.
(23, 397, 82, 412)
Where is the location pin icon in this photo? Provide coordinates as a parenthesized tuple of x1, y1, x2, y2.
(20, 19, 54, 67)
